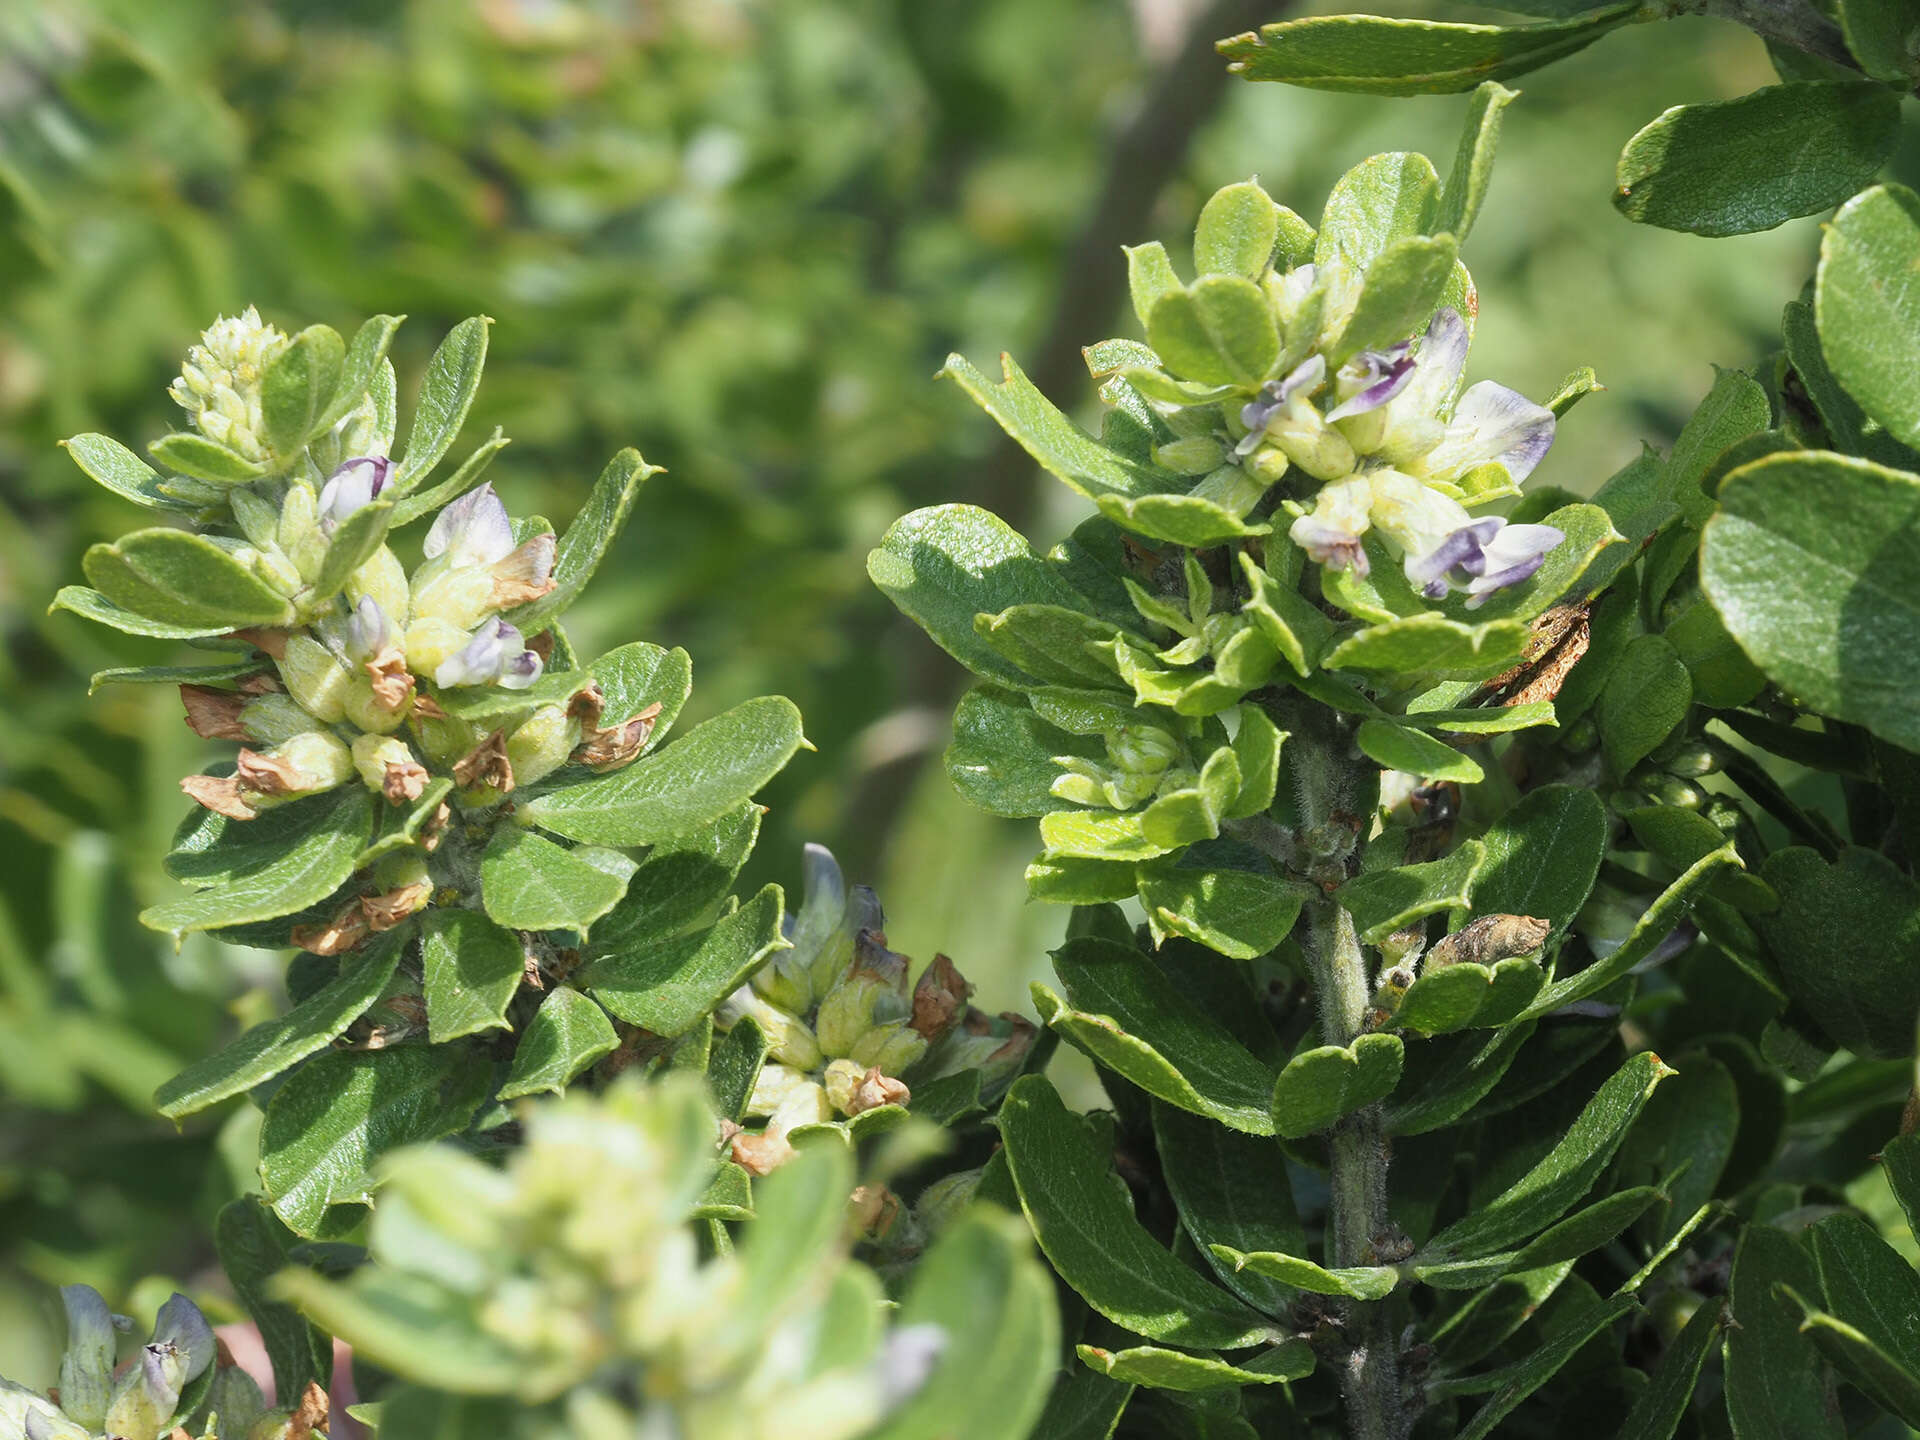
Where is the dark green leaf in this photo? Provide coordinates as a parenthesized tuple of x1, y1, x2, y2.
(1724, 1223, 1844, 1440)
(1471, 785, 1607, 934)
(1270, 1032, 1403, 1138)
(1598, 634, 1692, 777)
(1620, 1298, 1725, 1440)
(1453, 1290, 1638, 1439)
(394, 316, 490, 491)
(1136, 865, 1305, 960)
(589, 802, 761, 953)
(478, 829, 633, 936)
(214, 1197, 333, 1403)
(583, 884, 787, 1038)
(1355, 719, 1483, 784)
(1817, 183, 1920, 453)
(1208, 1245, 1398, 1300)
(419, 909, 525, 1043)
(497, 987, 618, 1100)
(1153, 1101, 1304, 1315)
(1336, 841, 1486, 944)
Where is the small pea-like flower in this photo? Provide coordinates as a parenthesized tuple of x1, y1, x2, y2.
(317, 456, 391, 534)
(424, 482, 515, 569)
(434, 617, 544, 690)
(1288, 473, 1375, 574)
(1326, 343, 1416, 423)
(55, 1286, 122, 1430)
(1404, 517, 1564, 606)
(345, 594, 392, 660)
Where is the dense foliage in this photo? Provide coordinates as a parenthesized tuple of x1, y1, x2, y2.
(4, 2, 1920, 1439)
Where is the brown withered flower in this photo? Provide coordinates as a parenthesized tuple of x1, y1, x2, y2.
(179, 684, 251, 741)
(180, 773, 258, 821)
(1426, 913, 1552, 968)
(452, 729, 515, 794)
(574, 701, 663, 771)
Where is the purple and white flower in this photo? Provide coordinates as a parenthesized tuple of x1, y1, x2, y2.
(344, 595, 392, 660)
(1404, 517, 1564, 607)
(1325, 341, 1415, 422)
(1409, 380, 1557, 489)
(317, 455, 390, 534)
(423, 481, 516, 569)
(434, 616, 544, 690)
(1287, 473, 1374, 574)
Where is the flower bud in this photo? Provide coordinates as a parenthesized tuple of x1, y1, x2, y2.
(1152, 436, 1226, 475)
(1109, 723, 1183, 776)
(240, 692, 325, 745)
(275, 483, 326, 580)
(718, 986, 824, 1071)
(353, 732, 429, 801)
(277, 634, 350, 722)
(750, 944, 815, 1016)
(318, 456, 390, 535)
(56, 1285, 118, 1429)
(848, 1021, 928, 1075)
(506, 703, 582, 788)
(347, 545, 411, 626)
(244, 545, 306, 598)
(167, 306, 288, 463)
(423, 482, 515, 569)
(23, 1405, 91, 1440)
(235, 731, 355, 801)
(913, 1168, 984, 1236)
(434, 617, 544, 692)
(815, 935, 912, 1058)
(749, 1061, 819, 1118)
(102, 1343, 187, 1440)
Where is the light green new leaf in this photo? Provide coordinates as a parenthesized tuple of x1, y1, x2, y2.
(1324, 612, 1527, 680)
(83, 529, 293, 630)
(1194, 180, 1281, 279)
(311, 499, 395, 605)
(88, 659, 262, 695)
(1701, 451, 1920, 750)
(479, 830, 634, 936)
(1041, 936, 1278, 1134)
(154, 935, 401, 1119)
(1517, 843, 1739, 1018)
(947, 686, 1103, 819)
(262, 324, 346, 458)
(143, 787, 375, 940)
(1336, 840, 1486, 945)
(998, 1075, 1280, 1350)
(1219, 7, 1637, 96)
(1314, 152, 1440, 274)
(1437, 82, 1517, 241)
(1240, 553, 1335, 675)
(1615, 83, 1901, 237)
(148, 431, 266, 485)
(419, 909, 526, 1043)
(1422, 1051, 1671, 1261)
(508, 448, 659, 633)
(868, 1211, 1059, 1440)
(871, 504, 1098, 685)
(1724, 1224, 1845, 1440)
(260, 1046, 491, 1236)
(1209, 1245, 1398, 1300)
(1270, 1033, 1404, 1138)
(1126, 242, 1182, 330)
(498, 987, 619, 1100)
(523, 695, 804, 846)
(394, 315, 490, 491)
(1076, 1342, 1312, 1392)
(583, 884, 786, 1038)
(1545, 367, 1604, 418)
(312, 313, 404, 436)
(1334, 233, 1458, 364)
(1470, 784, 1607, 934)
(1137, 866, 1305, 960)
(1666, 366, 1770, 527)
(1355, 719, 1483, 784)
(61, 433, 194, 511)
(940, 353, 1177, 502)
(1598, 634, 1692, 777)
(1146, 275, 1279, 388)
(1093, 490, 1271, 549)
(1391, 956, 1546, 1035)
(1154, 1102, 1305, 1315)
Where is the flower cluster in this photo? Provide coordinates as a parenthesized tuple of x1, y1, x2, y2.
(282, 1077, 944, 1439)
(166, 306, 290, 465)
(717, 845, 1036, 1174)
(0, 1287, 314, 1440)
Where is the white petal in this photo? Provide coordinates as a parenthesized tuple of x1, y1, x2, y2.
(1420, 381, 1556, 485)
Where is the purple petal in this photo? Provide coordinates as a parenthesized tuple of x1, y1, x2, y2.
(423, 482, 514, 567)
(1419, 309, 1469, 395)
(1426, 382, 1557, 484)
(151, 1293, 215, 1383)
(1327, 344, 1416, 421)
(1404, 518, 1501, 592)
(1463, 523, 1563, 606)
(1237, 355, 1329, 457)
(1289, 514, 1370, 575)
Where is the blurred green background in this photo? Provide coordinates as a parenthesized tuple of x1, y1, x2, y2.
(0, 0, 1867, 1376)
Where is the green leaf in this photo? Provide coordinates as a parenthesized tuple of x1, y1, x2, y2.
(387, 429, 509, 529)
(871, 504, 1098, 686)
(1518, 843, 1740, 1018)
(497, 986, 618, 1100)
(312, 313, 403, 436)
(262, 324, 346, 458)
(523, 695, 805, 847)
(1437, 82, 1517, 241)
(1391, 956, 1546, 1034)
(1334, 233, 1459, 364)
(1027, 854, 1142, 904)
(1471, 785, 1607, 934)
(1724, 1224, 1845, 1440)
(355, 777, 454, 871)
(1076, 1342, 1312, 1391)
(1208, 1245, 1398, 1300)
(1146, 276, 1279, 388)
(1667, 367, 1771, 527)
(940, 353, 1176, 502)
(148, 431, 266, 484)
(260, 1045, 490, 1236)
(1153, 1102, 1305, 1315)
(1619, 1298, 1725, 1440)
(1219, 7, 1637, 96)
(155, 936, 400, 1119)
(269, 1276, 517, 1395)
(1384, 1023, 1533, 1136)
(1136, 866, 1305, 960)
(998, 1075, 1279, 1350)
(1092, 491, 1271, 549)
(1126, 243, 1181, 328)
(479, 830, 634, 937)
(1808, 1213, 1920, 1399)
(869, 1211, 1060, 1440)
(1883, 1133, 1920, 1235)
(83, 529, 292, 630)
(419, 909, 525, 1044)
(1240, 553, 1335, 675)
(1818, 185, 1920, 438)
(1597, 634, 1692, 777)
(1336, 840, 1486, 945)
(1194, 180, 1280, 279)
(1702, 452, 1920, 749)
(1422, 1051, 1671, 1260)
(394, 316, 490, 492)
(1414, 1186, 1663, 1288)
(214, 1197, 333, 1404)
(977, 603, 1131, 689)
(1355, 719, 1483, 784)
(947, 686, 1102, 818)
(1790, 1299, 1920, 1429)
(508, 448, 659, 632)
(1041, 936, 1279, 1134)
(1839, 0, 1920, 82)
(1324, 612, 1527, 680)
(61, 433, 193, 510)
(1615, 83, 1901, 237)
(1446, 503, 1622, 622)
(88, 659, 262, 695)
(1544, 367, 1605, 418)
(1270, 1032, 1404, 1138)
(311, 498, 395, 604)
(1452, 1290, 1639, 1440)
(583, 884, 787, 1038)
(1314, 152, 1441, 273)
(590, 802, 761, 953)
(143, 787, 375, 941)
(1758, 846, 1920, 1058)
